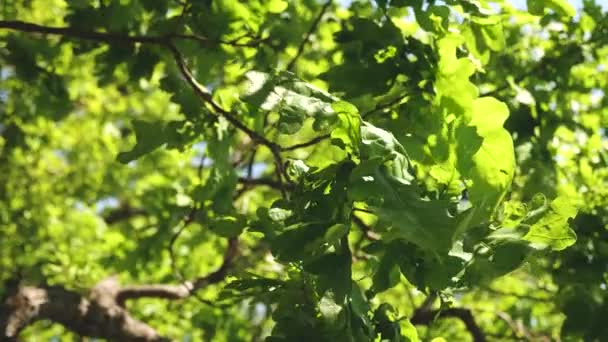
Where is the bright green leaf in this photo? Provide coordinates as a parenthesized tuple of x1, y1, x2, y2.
(524, 196, 577, 250)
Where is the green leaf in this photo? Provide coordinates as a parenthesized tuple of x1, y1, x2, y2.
(323, 223, 349, 247)
(458, 97, 515, 223)
(267, 0, 288, 13)
(527, 0, 576, 17)
(286, 159, 310, 179)
(373, 192, 460, 253)
(319, 292, 344, 324)
(464, 15, 505, 65)
(242, 71, 337, 134)
(370, 248, 401, 294)
(350, 282, 370, 317)
(330, 101, 361, 155)
(192, 132, 237, 214)
(359, 122, 414, 184)
(420, 255, 465, 290)
(271, 223, 325, 262)
(349, 123, 463, 253)
(160, 73, 201, 118)
(268, 208, 294, 222)
(523, 196, 577, 250)
(373, 304, 402, 342)
(305, 250, 352, 301)
(416, 6, 450, 33)
(402, 319, 420, 342)
(463, 240, 532, 284)
(435, 34, 478, 115)
(210, 215, 246, 238)
(117, 120, 166, 163)
(470, 16, 505, 51)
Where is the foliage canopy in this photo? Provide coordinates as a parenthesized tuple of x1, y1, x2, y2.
(1, 0, 608, 341)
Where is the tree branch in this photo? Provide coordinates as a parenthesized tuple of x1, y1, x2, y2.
(282, 133, 330, 151)
(0, 20, 167, 45)
(0, 20, 263, 48)
(481, 286, 553, 302)
(118, 238, 238, 304)
(165, 42, 289, 196)
(0, 19, 290, 197)
(281, 93, 412, 152)
(165, 43, 275, 148)
(1, 238, 238, 340)
(0, 20, 276, 150)
(1, 278, 169, 341)
(362, 94, 409, 118)
(352, 214, 380, 250)
(103, 206, 148, 225)
(480, 43, 581, 98)
(411, 307, 486, 342)
(238, 177, 293, 190)
(285, 0, 333, 71)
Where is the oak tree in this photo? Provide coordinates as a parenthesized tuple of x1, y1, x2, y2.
(1, 0, 607, 340)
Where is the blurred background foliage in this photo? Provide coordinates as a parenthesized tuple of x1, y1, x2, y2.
(1, 0, 607, 341)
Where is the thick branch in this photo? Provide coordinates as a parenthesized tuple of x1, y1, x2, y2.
(1, 278, 168, 341)
(411, 307, 486, 342)
(1, 239, 237, 340)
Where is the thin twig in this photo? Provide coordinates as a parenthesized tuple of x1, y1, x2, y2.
(362, 94, 409, 118)
(481, 286, 553, 302)
(411, 307, 486, 342)
(165, 42, 289, 199)
(166, 43, 273, 145)
(103, 206, 147, 225)
(285, 0, 332, 71)
(352, 214, 380, 255)
(0, 20, 278, 149)
(353, 207, 374, 214)
(197, 158, 206, 182)
(246, 149, 257, 178)
(480, 44, 581, 98)
(281, 93, 409, 151)
(282, 133, 330, 151)
(168, 205, 199, 283)
(172, 33, 269, 48)
(167, 153, 206, 299)
(238, 177, 291, 190)
(0, 19, 291, 199)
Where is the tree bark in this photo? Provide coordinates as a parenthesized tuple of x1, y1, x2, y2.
(0, 277, 168, 341)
